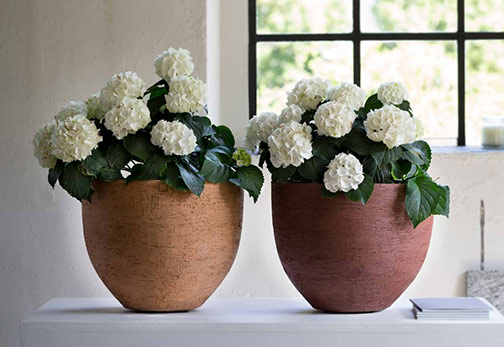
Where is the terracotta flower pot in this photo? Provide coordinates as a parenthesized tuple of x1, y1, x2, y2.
(82, 180, 243, 312)
(272, 182, 433, 313)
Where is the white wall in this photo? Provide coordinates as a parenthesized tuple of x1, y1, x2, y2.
(0, 1, 206, 346)
(1, 1, 504, 347)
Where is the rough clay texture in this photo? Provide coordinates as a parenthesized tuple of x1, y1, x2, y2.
(82, 180, 243, 312)
(272, 183, 433, 313)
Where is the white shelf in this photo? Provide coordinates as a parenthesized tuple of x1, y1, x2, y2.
(21, 297, 504, 347)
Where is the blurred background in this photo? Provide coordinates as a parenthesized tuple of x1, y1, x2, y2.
(1, 1, 503, 346)
(256, 0, 504, 146)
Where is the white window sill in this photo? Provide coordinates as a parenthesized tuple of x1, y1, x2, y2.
(433, 146, 504, 154)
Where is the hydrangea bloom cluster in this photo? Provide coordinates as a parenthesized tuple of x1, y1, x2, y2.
(314, 101, 357, 138)
(377, 81, 408, 105)
(55, 101, 87, 121)
(323, 153, 364, 193)
(104, 98, 150, 139)
(33, 121, 57, 168)
(286, 77, 330, 111)
(268, 121, 313, 168)
(327, 82, 366, 111)
(244, 112, 279, 151)
(154, 47, 194, 81)
(51, 115, 102, 163)
(364, 105, 417, 149)
(100, 71, 146, 111)
(278, 104, 303, 124)
(150, 120, 197, 156)
(164, 75, 207, 113)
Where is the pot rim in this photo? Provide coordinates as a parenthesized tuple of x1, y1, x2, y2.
(271, 181, 405, 187)
(92, 179, 234, 187)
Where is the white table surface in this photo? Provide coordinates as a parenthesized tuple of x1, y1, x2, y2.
(20, 297, 504, 347)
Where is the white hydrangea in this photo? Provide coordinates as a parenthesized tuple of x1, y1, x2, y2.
(154, 47, 194, 81)
(33, 121, 57, 168)
(287, 77, 331, 111)
(100, 71, 146, 111)
(278, 104, 303, 124)
(377, 81, 408, 105)
(364, 105, 417, 149)
(244, 112, 279, 151)
(164, 75, 207, 113)
(150, 120, 197, 156)
(314, 101, 357, 138)
(104, 97, 150, 140)
(54, 101, 87, 121)
(327, 82, 366, 111)
(323, 153, 364, 193)
(268, 121, 313, 168)
(86, 93, 107, 121)
(51, 114, 102, 162)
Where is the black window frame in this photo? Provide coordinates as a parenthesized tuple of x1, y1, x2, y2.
(248, 0, 504, 146)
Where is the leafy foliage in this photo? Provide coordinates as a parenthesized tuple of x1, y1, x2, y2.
(256, 91, 449, 228)
(46, 81, 263, 203)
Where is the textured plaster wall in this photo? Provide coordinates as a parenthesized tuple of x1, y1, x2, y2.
(0, 1, 206, 346)
(1, 1, 504, 347)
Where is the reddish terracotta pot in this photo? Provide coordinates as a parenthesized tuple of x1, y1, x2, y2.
(272, 183, 433, 313)
(82, 180, 243, 312)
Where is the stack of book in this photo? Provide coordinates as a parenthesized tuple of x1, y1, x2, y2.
(410, 297, 492, 320)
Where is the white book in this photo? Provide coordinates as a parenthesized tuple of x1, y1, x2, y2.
(410, 298, 492, 320)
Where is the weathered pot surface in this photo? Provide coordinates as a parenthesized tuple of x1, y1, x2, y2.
(82, 180, 243, 312)
(272, 182, 433, 313)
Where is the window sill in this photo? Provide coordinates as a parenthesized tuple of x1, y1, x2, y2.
(432, 146, 504, 154)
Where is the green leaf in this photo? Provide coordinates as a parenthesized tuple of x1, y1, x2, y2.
(126, 152, 168, 182)
(396, 100, 412, 115)
(345, 174, 374, 205)
(83, 149, 108, 176)
(176, 114, 211, 140)
(215, 125, 235, 148)
(312, 136, 337, 156)
(391, 160, 413, 181)
(123, 132, 157, 161)
(301, 109, 316, 124)
(406, 175, 443, 228)
(97, 167, 123, 181)
(175, 162, 205, 196)
(149, 86, 167, 99)
(48, 161, 64, 188)
(371, 146, 404, 168)
(147, 95, 166, 116)
(202, 125, 217, 137)
(298, 156, 326, 181)
(364, 93, 383, 111)
(207, 145, 233, 155)
(342, 129, 384, 156)
(200, 152, 232, 183)
(230, 166, 264, 202)
(59, 162, 93, 201)
(433, 184, 450, 217)
(162, 162, 188, 191)
(374, 164, 393, 183)
(268, 163, 297, 183)
(401, 140, 431, 169)
(105, 142, 130, 168)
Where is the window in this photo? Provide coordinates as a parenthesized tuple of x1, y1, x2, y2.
(249, 0, 504, 146)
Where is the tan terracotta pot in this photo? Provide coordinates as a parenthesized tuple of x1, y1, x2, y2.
(272, 182, 433, 313)
(82, 180, 243, 312)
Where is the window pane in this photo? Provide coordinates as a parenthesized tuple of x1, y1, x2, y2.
(257, 41, 353, 113)
(362, 41, 458, 144)
(257, 0, 352, 34)
(466, 0, 504, 32)
(361, 0, 457, 32)
(466, 41, 504, 145)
